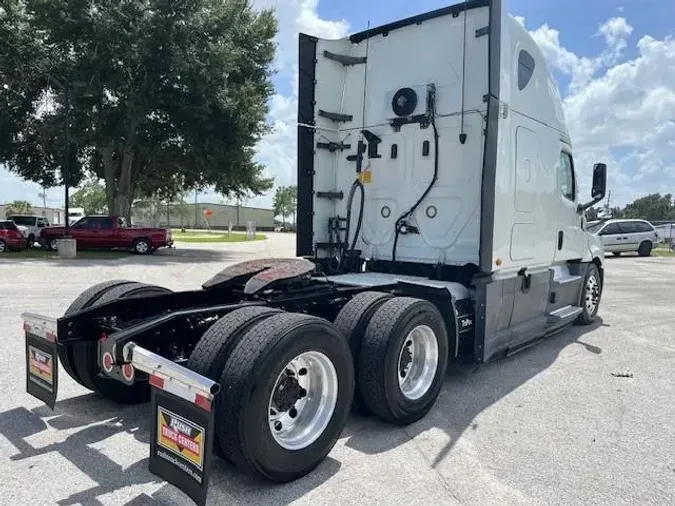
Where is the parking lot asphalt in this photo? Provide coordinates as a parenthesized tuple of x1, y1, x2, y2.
(1, 236, 674, 506)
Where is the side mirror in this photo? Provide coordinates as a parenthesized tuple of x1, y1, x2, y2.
(578, 163, 607, 212)
(591, 163, 607, 200)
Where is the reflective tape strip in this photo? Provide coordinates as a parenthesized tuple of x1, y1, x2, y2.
(128, 344, 220, 413)
(149, 372, 212, 412)
(21, 313, 58, 343)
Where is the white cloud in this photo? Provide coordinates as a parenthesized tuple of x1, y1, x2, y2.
(598, 16, 633, 47)
(597, 16, 633, 64)
(529, 23, 601, 93)
(520, 15, 675, 205)
(244, 0, 350, 207)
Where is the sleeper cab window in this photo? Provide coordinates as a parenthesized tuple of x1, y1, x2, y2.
(518, 49, 535, 91)
(559, 152, 576, 201)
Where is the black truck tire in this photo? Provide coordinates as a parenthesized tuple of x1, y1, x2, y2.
(71, 282, 172, 404)
(357, 297, 449, 426)
(576, 263, 602, 325)
(333, 290, 393, 408)
(216, 312, 354, 482)
(60, 280, 137, 387)
(187, 306, 282, 381)
(186, 306, 282, 457)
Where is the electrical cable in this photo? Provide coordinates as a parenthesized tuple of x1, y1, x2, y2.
(392, 86, 439, 263)
(459, 0, 468, 144)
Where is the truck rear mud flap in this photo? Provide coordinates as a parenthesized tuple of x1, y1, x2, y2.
(21, 312, 220, 506)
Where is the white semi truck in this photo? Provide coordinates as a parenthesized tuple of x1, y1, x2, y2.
(21, 1, 606, 504)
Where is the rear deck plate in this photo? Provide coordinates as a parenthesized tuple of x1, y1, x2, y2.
(25, 331, 58, 409)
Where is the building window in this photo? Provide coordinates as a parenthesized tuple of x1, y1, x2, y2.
(518, 50, 535, 90)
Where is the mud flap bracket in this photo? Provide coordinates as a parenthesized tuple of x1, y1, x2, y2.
(127, 343, 220, 506)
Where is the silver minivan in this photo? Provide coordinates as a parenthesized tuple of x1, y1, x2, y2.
(586, 219, 659, 257)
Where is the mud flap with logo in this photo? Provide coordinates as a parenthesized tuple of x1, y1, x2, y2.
(24, 319, 59, 409)
(148, 376, 216, 506)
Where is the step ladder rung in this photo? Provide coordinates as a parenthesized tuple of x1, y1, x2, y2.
(547, 305, 582, 324)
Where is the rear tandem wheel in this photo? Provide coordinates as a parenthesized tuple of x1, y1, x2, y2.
(214, 312, 355, 482)
(63, 281, 172, 404)
(60, 280, 139, 387)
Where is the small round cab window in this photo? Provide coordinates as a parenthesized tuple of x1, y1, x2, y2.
(518, 50, 535, 91)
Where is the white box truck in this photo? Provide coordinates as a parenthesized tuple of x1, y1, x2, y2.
(20, 2, 606, 504)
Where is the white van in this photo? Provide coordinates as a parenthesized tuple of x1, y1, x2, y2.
(6, 214, 50, 247)
(68, 207, 86, 225)
(587, 219, 659, 256)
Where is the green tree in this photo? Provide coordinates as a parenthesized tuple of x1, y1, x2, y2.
(69, 177, 108, 215)
(5, 200, 34, 215)
(273, 186, 295, 229)
(287, 185, 297, 227)
(617, 193, 675, 221)
(0, 0, 277, 222)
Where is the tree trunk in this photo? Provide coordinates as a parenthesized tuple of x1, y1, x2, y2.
(99, 144, 137, 224)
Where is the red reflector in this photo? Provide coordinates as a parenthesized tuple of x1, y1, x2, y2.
(45, 331, 57, 343)
(195, 394, 212, 412)
(121, 363, 134, 381)
(23, 322, 31, 332)
(100, 332, 108, 342)
(102, 352, 114, 372)
(149, 374, 164, 389)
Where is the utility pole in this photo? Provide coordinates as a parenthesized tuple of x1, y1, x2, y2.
(194, 190, 198, 229)
(38, 189, 47, 215)
(606, 190, 612, 210)
(64, 83, 71, 237)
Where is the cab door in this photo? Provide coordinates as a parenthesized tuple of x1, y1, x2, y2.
(553, 147, 584, 262)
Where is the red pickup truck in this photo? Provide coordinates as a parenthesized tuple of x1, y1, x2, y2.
(39, 216, 173, 254)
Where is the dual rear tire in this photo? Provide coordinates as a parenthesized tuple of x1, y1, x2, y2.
(335, 293, 449, 425)
(188, 307, 354, 482)
(60, 280, 172, 404)
(184, 292, 449, 482)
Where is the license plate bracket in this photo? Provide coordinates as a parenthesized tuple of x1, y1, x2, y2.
(25, 331, 58, 409)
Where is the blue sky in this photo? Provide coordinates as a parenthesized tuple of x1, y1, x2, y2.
(2, 0, 674, 210)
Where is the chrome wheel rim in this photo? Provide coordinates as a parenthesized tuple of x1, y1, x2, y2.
(585, 274, 600, 315)
(0, 241, 5, 252)
(268, 351, 338, 450)
(136, 241, 149, 253)
(397, 325, 439, 400)
(50, 239, 58, 250)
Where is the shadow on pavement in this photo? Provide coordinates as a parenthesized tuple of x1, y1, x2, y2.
(0, 391, 338, 506)
(343, 319, 604, 467)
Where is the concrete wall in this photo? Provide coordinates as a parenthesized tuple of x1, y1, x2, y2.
(0, 205, 66, 225)
(131, 202, 275, 230)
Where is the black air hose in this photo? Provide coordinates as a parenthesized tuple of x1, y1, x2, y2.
(392, 100, 439, 263)
(341, 177, 365, 268)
